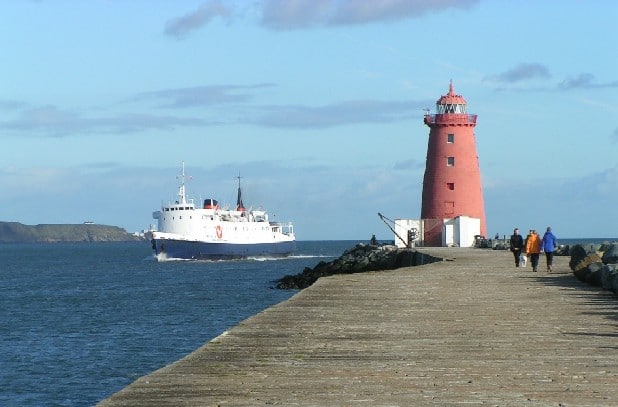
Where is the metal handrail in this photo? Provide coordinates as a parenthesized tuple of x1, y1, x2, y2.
(424, 114, 477, 125)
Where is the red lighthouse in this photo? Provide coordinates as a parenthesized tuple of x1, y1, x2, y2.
(421, 81, 486, 246)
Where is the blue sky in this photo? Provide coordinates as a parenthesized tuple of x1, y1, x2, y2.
(1, 0, 617, 240)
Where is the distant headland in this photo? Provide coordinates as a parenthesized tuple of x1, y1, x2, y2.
(0, 221, 143, 243)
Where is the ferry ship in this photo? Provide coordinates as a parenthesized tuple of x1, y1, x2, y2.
(148, 164, 295, 260)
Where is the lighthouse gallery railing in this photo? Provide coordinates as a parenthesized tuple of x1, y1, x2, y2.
(424, 114, 477, 125)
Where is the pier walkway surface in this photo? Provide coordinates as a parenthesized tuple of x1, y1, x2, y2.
(98, 248, 618, 406)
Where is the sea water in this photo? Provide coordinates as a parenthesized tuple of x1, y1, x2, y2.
(0, 240, 356, 406)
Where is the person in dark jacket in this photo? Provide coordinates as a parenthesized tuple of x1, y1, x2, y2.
(509, 228, 524, 267)
(541, 226, 558, 272)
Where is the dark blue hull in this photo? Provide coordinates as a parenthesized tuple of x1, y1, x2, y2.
(152, 238, 296, 260)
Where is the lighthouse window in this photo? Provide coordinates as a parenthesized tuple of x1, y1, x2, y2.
(444, 201, 455, 214)
(447, 134, 454, 143)
(447, 157, 455, 166)
(447, 182, 454, 190)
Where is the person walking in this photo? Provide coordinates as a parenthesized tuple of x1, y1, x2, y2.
(541, 226, 558, 272)
(525, 229, 542, 272)
(509, 228, 524, 267)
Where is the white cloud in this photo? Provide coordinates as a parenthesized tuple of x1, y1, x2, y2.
(164, 0, 233, 39)
(164, 0, 480, 36)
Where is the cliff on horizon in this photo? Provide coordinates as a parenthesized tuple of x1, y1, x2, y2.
(0, 221, 143, 243)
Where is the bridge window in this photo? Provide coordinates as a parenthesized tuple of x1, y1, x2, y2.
(447, 182, 454, 190)
(447, 157, 455, 166)
(447, 134, 454, 143)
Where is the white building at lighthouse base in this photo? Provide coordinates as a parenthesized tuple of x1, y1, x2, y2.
(394, 216, 481, 248)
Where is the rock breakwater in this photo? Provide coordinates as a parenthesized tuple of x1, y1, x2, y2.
(276, 243, 444, 289)
(569, 241, 618, 294)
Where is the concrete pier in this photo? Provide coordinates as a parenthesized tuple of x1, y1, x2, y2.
(98, 248, 618, 406)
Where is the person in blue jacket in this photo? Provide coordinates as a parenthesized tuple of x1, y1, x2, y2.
(541, 226, 558, 272)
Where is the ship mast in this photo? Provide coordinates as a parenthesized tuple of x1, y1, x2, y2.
(176, 162, 189, 205)
(236, 174, 245, 211)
